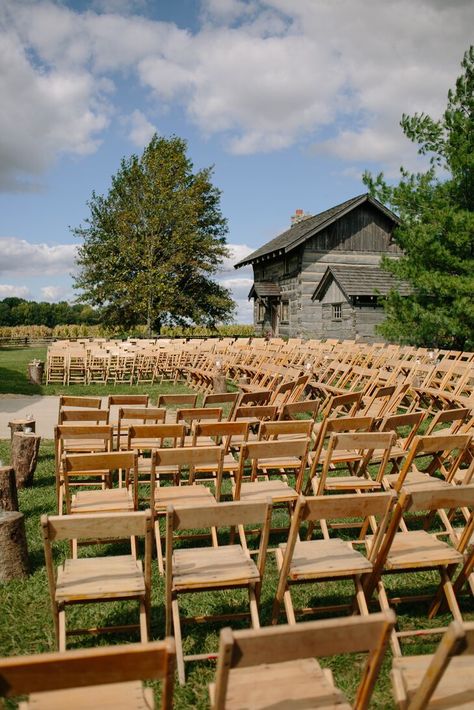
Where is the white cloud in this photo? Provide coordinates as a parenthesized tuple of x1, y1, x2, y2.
(220, 243, 254, 273)
(40, 285, 66, 302)
(125, 109, 157, 148)
(1, 0, 472, 188)
(0, 238, 77, 276)
(0, 284, 30, 298)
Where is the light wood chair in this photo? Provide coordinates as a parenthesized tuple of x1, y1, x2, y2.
(0, 639, 176, 710)
(233, 438, 310, 506)
(272, 492, 395, 624)
(165, 499, 272, 684)
(41, 510, 152, 650)
(54, 424, 114, 513)
(202, 392, 241, 420)
(257, 418, 314, 442)
(58, 395, 102, 423)
(156, 393, 198, 423)
(127, 423, 186, 496)
(117, 407, 166, 449)
(365, 484, 474, 656)
(151, 445, 225, 574)
(391, 620, 474, 710)
(278, 397, 320, 421)
(58, 408, 109, 425)
(210, 611, 396, 710)
(190, 421, 249, 482)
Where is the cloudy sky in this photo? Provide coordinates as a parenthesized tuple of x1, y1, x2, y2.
(1, 0, 472, 322)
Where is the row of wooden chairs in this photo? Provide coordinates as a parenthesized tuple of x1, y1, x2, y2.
(2, 614, 474, 708)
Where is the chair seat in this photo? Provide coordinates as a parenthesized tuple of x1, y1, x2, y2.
(154, 485, 217, 511)
(183, 435, 215, 447)
(239, 479, 299, 503)
(56, 556, 145, 602)
(71, 488, 134, 514)
(385, 531, 463, 570)
(23, 682, 154, 710)
(63, 441, 108, 452)
(392, 655, 474, 709)
(211, 657, 350, 710)
(173, 544, 259, 590)
(282, 539, 373, 580)
(384, 470, 451, 491)
(258, 456, 303, 469)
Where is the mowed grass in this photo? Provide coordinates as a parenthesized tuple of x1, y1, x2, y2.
(0, 348, 473, 707)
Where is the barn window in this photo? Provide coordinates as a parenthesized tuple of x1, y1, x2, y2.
(257, 301, 265, 322)
(332, 304, 342, 321)
(280, 301, 289, 322)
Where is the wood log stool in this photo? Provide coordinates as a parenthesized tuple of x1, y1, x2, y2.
(8, 418, 36, 442)
(213, 371, 228, 393)
(0, 466, 19, 511)
(0, 511, 29, 581)
(11, 432, 41, 488)
(27, 359, 45, 385)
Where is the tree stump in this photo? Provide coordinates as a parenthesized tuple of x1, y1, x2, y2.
(11, 433, 41, 488)
(8, 419, 36, 442)
(28, 360, 45, 385)
(0, 466, 19, 511)
(213, 371, 227, 393)
(0, 511, 29, 581)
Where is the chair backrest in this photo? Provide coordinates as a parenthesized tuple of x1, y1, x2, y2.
(235, 438, 310, 498)
(425, 407, 471, 436)
(152, 446, 225, 501)
(233, 405, 278, 422)
(192, 421, 250, 451)
(176, 407, 223, 424)
(203, 392, 241, 419)
(258, 419, 314, 440)
(310, 415, 374, 474)
(156, 393, 198, 408)
(403, 620, 474, 710)
(0, 640, 176, 710)
(211, 611, 396, 710)
(107, 394, 150, 407)
(378, 411, 425, 449)
(117, 407, 166, 442)
(54, 425, 113, 475)
(237, 390, 272, 407)
(59, 395, 102, 411)
(322, 391, 362, 418)
(278, 398, 320, 421)
(128, 423, 186, 451)
(59, 409, 109, 424)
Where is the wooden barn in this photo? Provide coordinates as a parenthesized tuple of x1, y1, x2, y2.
(235, 193, 407, 341)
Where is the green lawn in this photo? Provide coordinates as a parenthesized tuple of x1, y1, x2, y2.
(0, 348, 472, 708)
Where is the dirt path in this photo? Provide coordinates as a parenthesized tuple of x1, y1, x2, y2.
(0, 395, 59, 439)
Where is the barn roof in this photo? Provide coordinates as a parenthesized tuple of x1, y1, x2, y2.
(312, 264, 412, 301)
(235, 194, 399, 269)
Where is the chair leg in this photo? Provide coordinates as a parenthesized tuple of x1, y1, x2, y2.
(155, 519, 165, 576)
(58, 608, 66, 652)
(139, 598, 148, 642)
(249, 586, 260, 629)
(375, 580, 402, 657)
(172, 597, 186, 685)
(354, 575, 369, 615)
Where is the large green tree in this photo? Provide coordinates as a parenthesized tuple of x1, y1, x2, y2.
(73, 135, 235, 333)
(364, 46, 474, 350)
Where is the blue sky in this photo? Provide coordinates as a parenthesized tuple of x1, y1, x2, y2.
(0, 0, 472, 322)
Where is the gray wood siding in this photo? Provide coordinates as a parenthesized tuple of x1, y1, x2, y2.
(321, 303, 354, 339)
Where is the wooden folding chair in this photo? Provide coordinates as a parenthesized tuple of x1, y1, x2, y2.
(278, 398, 320, 421)
(210, 611, 395, 710)
(203, 392, 241, 420)
(257, 418, 314, 442)
(191, 421, 249, 482)
(0, 640, 176, 710)
(366, 484, 474, 656)
(41, 510, 152, 650)
(54, 424, 114, 513)
(311, 431, 397, 496)
(117, 407, 166, 449)
(165, 499, 272, 684)
(233, 438, 310, 506)
(156, 394, 198, 423)
(58, 408, 109, 425)
(58, 395, 102, 423)
(391, 620, 474, 709)
(128, 423, 186, 495)
(151, 446, 225, 574)
(272, 492, 395, 624)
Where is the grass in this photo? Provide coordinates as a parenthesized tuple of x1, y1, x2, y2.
(0, 348, 473, 707)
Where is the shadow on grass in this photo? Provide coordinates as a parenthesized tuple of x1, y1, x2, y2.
(0, 365, 42, 395)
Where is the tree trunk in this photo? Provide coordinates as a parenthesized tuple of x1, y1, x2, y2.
(28, 360, 44, 385)
(0, 466, 19, 512)
(0, 511, 29, 581)
(8, 419, 36, 442)
(11, 433, 41, 488)
(213, 372, 227, 393)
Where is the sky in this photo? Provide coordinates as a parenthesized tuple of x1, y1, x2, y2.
(0, 0, 472, 323)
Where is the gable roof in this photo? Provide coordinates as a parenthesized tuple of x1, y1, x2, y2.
(312, 264, 411, 302)
(234, 194, 399, 269)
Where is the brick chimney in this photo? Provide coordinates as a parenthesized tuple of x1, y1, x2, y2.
(291, 209, 310, 227)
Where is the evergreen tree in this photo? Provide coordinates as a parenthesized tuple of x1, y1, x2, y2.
(73, 135, 235, 334)
(364, 46, 474, 350)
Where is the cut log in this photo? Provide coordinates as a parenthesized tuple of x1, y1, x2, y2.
(212, 372, 227, 393)
(0, 511, 29, 581)
(0, 466, 19, 511)
(28, 360, 45, 385)
(11, 433, 41, 488)
(8, 418, 36, 442)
